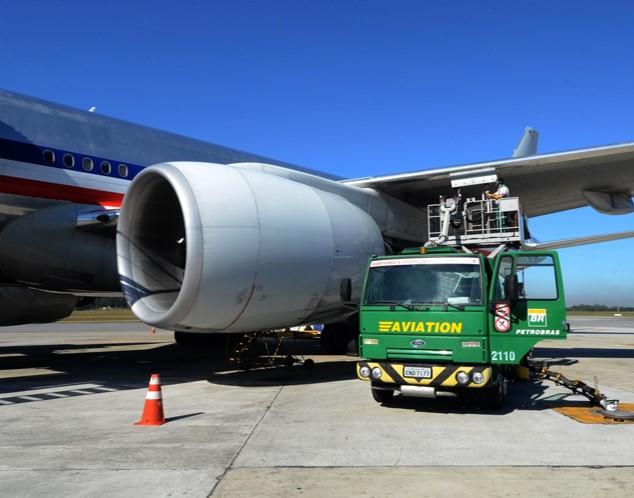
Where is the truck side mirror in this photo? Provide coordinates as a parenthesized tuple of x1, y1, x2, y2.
(503, 274, 519, 302)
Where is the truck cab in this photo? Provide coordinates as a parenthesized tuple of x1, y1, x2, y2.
(356, 246, 567, 408)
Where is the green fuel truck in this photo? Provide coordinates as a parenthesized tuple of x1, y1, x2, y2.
(356, 246, 568, 408)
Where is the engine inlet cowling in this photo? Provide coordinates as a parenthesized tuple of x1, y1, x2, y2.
(117, 162, 383, 332)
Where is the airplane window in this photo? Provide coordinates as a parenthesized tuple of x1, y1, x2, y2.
(118, 163, 128, 178)
(63, 153, 75, 168)
(101, 160, 112, 175)
(42, 150, 55, 163)
(82, 157, 94, 171)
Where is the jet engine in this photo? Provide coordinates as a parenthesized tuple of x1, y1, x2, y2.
(0, 204, 119, 291)
(117, 162, 385, 332)
(0, 287, 77, 326)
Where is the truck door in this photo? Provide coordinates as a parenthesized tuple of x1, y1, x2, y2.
(488, 252, 567, 364)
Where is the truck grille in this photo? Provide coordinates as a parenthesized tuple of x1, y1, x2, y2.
(386, 348, 453, 360)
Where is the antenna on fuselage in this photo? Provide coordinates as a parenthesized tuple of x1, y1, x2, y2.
(88, 106, 97, 113)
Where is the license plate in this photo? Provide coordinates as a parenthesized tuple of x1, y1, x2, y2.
(403, 366, 432, 378)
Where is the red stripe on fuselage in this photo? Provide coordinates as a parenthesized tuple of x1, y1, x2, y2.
(0, 175, 124, 208)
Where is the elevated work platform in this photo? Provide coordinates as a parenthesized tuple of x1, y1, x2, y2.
(427, 197, 524, 247)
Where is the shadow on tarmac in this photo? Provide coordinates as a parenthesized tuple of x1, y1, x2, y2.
(371, 379, 556, 415)
(164, 412, 204, 423)
(0, 337, 355, 404)
(2, 338, 623, 413)
(207, 359, 356, 387)
(537, 347, 634, 359)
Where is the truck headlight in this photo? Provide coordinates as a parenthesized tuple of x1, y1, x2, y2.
(371, 367, 382, 380)
(471, 371, 485, 384)
(359, 366, 371, 378)
(456, 371, 470, 385)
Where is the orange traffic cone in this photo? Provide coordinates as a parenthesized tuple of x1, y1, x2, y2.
(134, 373, 166, 426)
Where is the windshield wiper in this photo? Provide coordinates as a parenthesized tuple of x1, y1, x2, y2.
(417, 301, 467, 311)
(443, 301, 465, 311)
(408, 301, 432, 310)
(366, 300, 414, 311)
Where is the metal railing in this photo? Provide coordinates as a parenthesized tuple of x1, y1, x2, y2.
(427, 197, 522, 246)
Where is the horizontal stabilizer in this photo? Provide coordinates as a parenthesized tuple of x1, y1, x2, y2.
(521, 230, 634, 251)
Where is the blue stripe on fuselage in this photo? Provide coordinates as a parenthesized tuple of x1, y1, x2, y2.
(0, 137, 141, 181)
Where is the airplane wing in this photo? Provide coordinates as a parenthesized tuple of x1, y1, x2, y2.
(343, 142, 634, 217)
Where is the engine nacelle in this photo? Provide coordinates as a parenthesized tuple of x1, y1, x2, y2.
(0, 204, 119, 291)
(0, 286, 77, 325)
(117, 162, 384, 332)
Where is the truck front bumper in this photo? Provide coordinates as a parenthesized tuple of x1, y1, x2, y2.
(357, 361, 494, 388)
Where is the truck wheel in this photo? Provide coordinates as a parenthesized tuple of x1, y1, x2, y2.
(371, 387, 394, 404)
(483, 376, 507, 410)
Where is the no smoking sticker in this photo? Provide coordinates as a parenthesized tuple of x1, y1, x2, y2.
(494, 303, 511, 332)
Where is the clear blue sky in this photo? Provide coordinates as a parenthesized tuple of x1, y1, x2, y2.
(1, 1, 633, 305)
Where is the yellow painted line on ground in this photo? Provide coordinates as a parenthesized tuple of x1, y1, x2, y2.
(553, 404, 634, 424)
(0, 368, 64, 380)
(52, 343, 169, 354)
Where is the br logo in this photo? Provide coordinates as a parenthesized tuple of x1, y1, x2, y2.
(528, 309, 547, 327)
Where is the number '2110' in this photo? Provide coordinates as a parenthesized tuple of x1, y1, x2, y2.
(491, 351, 516, 361)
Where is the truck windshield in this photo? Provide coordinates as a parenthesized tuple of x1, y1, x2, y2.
(364, 256, 482, 307)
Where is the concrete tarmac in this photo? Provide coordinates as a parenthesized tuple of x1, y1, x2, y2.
(0, 317, 632, 497)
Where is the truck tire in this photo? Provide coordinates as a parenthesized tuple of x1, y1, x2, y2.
(371, 387, 394, 404)
(483, 376, 507, 410)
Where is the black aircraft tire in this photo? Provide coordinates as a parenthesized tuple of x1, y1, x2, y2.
(320, 323, 349, 354)
(319, 326, 336, 353)
(174, 331, 238, 354)
(346, 335, 359, 356)
(174, 331, 202, 347)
